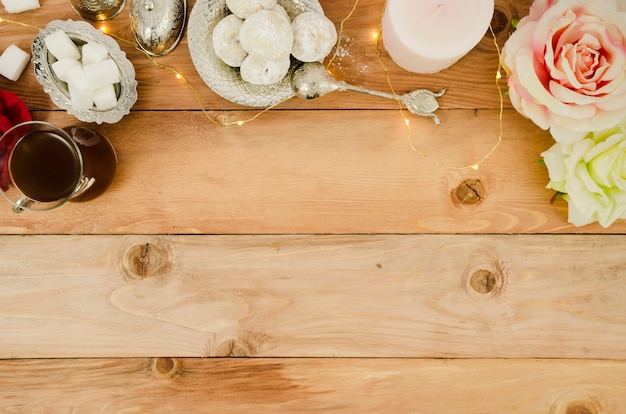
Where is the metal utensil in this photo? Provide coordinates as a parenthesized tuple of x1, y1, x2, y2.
(291, 61, 446, 124)
(130, 0, 187, 56)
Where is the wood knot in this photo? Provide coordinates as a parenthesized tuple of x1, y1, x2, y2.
(122, 242, 172, 281)
(490, 9, 509, 35)
(215, 339, 252, 357)
(491, 3, 520, 38)
(551, 392, 602, 414)
(464, 252, 507, 298)
(566, 403, 597, 414)
(470, 269, 497, 294)
(452, 179, 484, 206)
(151, 357, 180, 379)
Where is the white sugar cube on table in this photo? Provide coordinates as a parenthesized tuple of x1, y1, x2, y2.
(0, 44, 30, 81)
(51, 58, 80, 82)
(81, 42, 109, 67)
(44, 30, 81, 60)
(67, 65, 94, 111)
(1, 0, 39, 13)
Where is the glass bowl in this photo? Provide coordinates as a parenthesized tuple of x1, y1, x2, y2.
(31, 19, 138, 124)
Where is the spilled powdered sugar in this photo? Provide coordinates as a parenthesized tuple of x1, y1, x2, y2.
(328, 34, 371, 84)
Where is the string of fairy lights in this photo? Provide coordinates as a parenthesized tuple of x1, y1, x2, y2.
(0, 0, 505, 170)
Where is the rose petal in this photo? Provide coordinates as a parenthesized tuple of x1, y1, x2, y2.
(598, 189, 626, 227)
(550, 109, 626, 139)
(548, 121, 589, 145)
(588, 152, 614, 186)
(595, 83, 626, 110)
(566, 195, 598, 226)
(566, 163, 606, 213)
(549, 80, 602, 104)
(527, 0, 555, 21)
(542, 142, 569, 183)
(514, 49, 591, 117)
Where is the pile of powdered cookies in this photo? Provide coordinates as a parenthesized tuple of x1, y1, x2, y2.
(212, 0, 337, 85)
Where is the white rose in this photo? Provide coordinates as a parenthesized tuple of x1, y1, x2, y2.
(541, 121, 626, 227)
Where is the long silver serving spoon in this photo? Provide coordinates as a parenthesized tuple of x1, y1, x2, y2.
(291, 61, 446, 125)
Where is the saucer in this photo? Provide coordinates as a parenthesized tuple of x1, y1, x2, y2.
(65, 126, 117, 202)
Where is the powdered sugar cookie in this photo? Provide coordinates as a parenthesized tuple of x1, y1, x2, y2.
(239, 9, 293, 60)
(226, 0, 276, 19)
(212, 13, 247, 67)
(291, 11, 337, 62)
(271, 4, 290, 22)
(240, 54, 290, 85)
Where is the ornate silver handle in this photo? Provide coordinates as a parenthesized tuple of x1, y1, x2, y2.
(291, 62, 446, 124)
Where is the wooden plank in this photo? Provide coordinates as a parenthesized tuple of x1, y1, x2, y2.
(2, 109, 624, 234)
(1, 234, 625, 358)
(0, 358, 624, 412)
(0, 0, 531, 111)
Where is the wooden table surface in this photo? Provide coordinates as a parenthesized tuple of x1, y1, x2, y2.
(1, 0, 625, 412)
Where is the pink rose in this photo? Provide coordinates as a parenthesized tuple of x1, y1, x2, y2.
(502, 0, 626, 145)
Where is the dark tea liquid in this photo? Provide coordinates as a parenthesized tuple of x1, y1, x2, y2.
(9, 131, 82, 202)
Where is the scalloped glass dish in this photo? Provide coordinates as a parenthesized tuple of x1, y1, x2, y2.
(31, 19, 138, 124)
(188, 0, 323, 108)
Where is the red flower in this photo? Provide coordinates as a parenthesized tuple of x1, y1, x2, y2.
(0, 90, 32, 191)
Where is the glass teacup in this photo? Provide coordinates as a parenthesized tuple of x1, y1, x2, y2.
(68, 0, 127, 21)
(0, 121, 116, 213)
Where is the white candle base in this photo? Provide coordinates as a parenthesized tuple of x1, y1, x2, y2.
(382, 0, 494, 74)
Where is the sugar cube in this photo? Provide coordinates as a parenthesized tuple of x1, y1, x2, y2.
(83, 59, 120, 90)
(51, 58, 80, 83)
(1, 0, 40, 13)
(66, 65, 93, 111)
(44, 30, 81, 61)
(81, 42, 109, 67)
(93, 84, 118, 111)
(0, 44, 30, 81)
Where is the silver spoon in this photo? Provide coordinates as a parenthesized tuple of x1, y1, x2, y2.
(291, 61, 446, 125)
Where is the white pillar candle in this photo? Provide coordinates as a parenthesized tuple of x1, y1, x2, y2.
(382, 0, 494, 74)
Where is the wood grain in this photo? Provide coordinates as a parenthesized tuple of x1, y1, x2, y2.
(1, 109, 624, 234)
(1, 358, 624, 413)
(2, 1, 625, 411)
(1, 234, 625, 359)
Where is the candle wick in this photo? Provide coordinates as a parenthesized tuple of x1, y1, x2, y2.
(434, 4, 443, 18)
